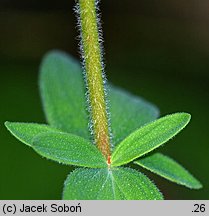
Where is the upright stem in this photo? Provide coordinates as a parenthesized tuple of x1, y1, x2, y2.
(78, 0, 111, 163)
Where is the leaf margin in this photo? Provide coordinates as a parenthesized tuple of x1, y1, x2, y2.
(32, 131, 107, 168)
(4, 121, 60, 147)
(111, 112, 191, 167)
(62, 167, 163, 200)
(134, 153, 202, 189)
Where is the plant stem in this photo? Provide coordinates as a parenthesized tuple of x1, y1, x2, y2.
(77, 0, 111, 163)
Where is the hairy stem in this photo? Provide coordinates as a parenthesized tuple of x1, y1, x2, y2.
(77, 0, 111, 162)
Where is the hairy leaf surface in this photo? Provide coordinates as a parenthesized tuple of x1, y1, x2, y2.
(63, 167, 163, 200)
(111, 113, 191, 166)
(40, 51, 159, 146)
(32, 132, 107, 168)
(4, 121, 59, 146)
(40, 51, 90, 139)
(109, 85, 159, 145)
(135, 153, 202, 189)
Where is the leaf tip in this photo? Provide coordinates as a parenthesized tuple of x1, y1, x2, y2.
(169, 112, 191, 121)
(180, 112, 191, 122)
(4, 121, 13, 131)
(168, 112, 191, 129)
(190, 180, 203, 190)
(4, 121, 10, 126)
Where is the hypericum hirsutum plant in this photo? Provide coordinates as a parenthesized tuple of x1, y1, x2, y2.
(5, 0, 202, 199)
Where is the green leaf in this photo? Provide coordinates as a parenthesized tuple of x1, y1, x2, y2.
(4, 121, 60, 146)
(111, 113, 191, 166)
(109, 85, 159, 145)
(40, 51, 90, 139)
(63, 167, 163, 200)
(134, 153, 202, 189)
(32, 132, 107, 168)
(40, 51, 159, 145)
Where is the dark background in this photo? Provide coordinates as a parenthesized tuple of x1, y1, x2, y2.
(0, 0, 208, 199)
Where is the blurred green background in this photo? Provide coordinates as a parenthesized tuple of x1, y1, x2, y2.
(0, 0, 208, 199)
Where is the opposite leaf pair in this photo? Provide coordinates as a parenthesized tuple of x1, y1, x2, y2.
(5, 51, 202, 199)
